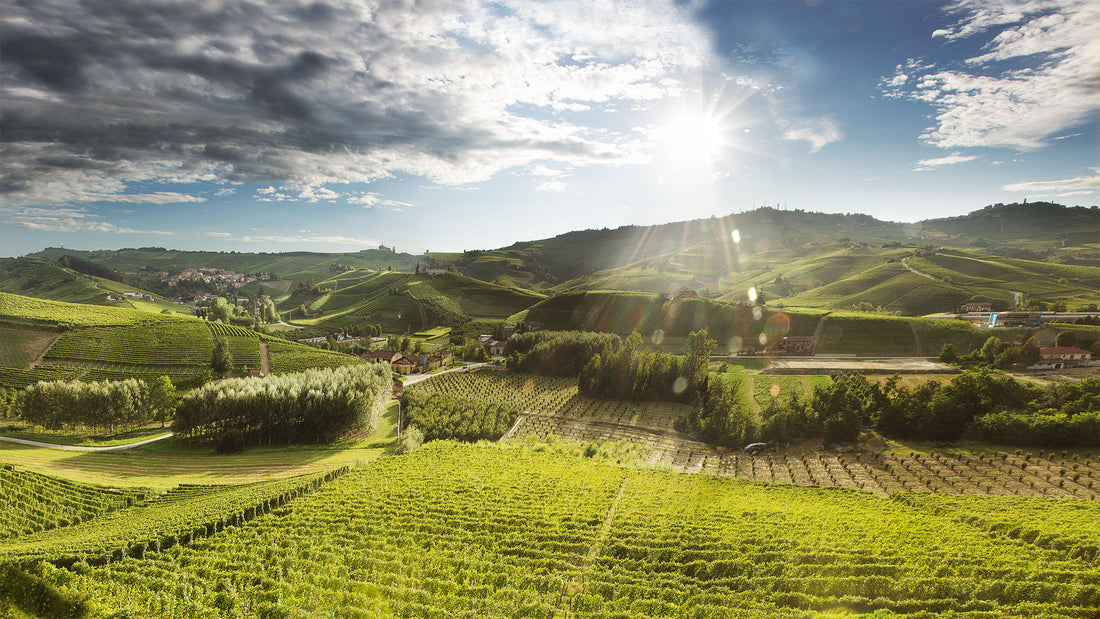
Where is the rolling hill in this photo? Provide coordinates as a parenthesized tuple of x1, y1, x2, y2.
(0, 292, 363, 390)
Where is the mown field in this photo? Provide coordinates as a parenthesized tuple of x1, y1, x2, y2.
(4, 442, 1098, 618)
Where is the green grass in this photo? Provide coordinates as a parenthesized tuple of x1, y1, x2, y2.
(0, 424, 172, 448)
(816, 312, 918, 355)
(0, 327, 57, 369)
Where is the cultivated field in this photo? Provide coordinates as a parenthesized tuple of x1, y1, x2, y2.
(7, 442, 1097, 618)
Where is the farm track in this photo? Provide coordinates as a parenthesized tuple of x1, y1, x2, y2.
(0, 433, 174, 452)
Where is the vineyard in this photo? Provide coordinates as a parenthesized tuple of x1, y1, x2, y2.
(44, 323, 214, 367)
(9, 443, 1098, 618)
(0, 468, 347, 568)
(0, 366, 85, 389)
(264, 340, 364, 374)
(0, 465, 144, 539)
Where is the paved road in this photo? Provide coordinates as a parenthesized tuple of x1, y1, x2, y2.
(0, 432, 174, 452)
(401, 362, 491, 386)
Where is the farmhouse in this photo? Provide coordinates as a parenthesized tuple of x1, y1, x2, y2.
(392, 354, 419, 374)
(486, 340, 506, 356)
(361, 350, 402, 364)
(1031, 347, 1092, 370)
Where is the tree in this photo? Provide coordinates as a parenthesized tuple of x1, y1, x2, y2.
(980, 336, 1004, 362)
(145, 375, 179, 427)
(1020, 337, 1041, 367)
(1054, 331, 1077, 348)
(684, 329, 716, 401)
(212, 339, 233, 375)
(939, 343, 958, 364)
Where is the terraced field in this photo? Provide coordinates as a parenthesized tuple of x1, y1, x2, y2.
(8, 443, 1098, 618)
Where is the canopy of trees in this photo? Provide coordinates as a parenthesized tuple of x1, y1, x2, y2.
(173, 364, 391, 445)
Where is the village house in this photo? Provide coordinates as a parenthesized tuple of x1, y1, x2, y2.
(1031, 347, 1092, 370)
(361, 350, 403, 364)
(392, 354, 419, 374)
(486, 340, 507, 356)
(525, 320, 544, 331)
(122, 291, 142, 298)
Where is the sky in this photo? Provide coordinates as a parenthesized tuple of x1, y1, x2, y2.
(1, 0, 1097, 257)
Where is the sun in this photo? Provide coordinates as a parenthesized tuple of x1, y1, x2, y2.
(658, 111, 727, 167)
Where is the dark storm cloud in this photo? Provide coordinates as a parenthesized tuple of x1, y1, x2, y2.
(0, 0, 709, 205)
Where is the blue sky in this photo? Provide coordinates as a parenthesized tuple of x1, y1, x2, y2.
(1, 0, 1097, 257)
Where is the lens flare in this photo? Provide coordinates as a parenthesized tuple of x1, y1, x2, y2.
(731, 229, 741, 244)
(672, 376, 689, 394)
(747, 287, 757, 303)
(752, 306, 763, 321)
(651, 329, 666, 346)
(758, 333, 768, 346)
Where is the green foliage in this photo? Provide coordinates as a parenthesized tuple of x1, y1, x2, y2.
(393, 425, 424, 454)
(46, 322, 214, 367)
(16, 378, 152, 432)
(211, 339, 233, 375)
(0, 469, 345, 566)
(400, 390, 520, 442)
(973, 410, 1100, 447)
(505, 330, 620, 377)
(173, 364, 391, 444)
(578, 332, 689, 402)
(264, 339, 364, 374)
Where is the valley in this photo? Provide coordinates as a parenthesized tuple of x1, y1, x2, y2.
(2, 202, 1099, 618)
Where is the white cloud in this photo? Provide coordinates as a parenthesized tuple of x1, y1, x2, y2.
(205, 232, 379, 247)
(913, 152, 981, 171)
(781, 117, 842, 153)
(535, 180, 568, 192)
(1, 0, 713, 206)
(214, 188, 237, 197)
(1002, 170, 1100, 194)
(883, 0, 1100, 150)
(1, 205, 174, 234)
(346, 193, 413, 209)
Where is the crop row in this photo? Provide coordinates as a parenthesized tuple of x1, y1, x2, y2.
(0, 465, 144, 539)
(21, 442, 1100, 618)
(264, 340, 364, 374)
(78, 367, 208, 390)
(207, 322, 257, 338)
(0, 365, 85, 389)
(45, 323, 214, 367)
(217, 335, 262, 368)
(0, 468, 348, 567)
(0, 292, 173, 328)
(414, 371, 690, 427)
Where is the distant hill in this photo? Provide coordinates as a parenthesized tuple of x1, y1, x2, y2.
(15, 201, 1100, 318)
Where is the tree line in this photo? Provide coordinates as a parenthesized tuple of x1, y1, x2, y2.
(173, 364, 391, 446)
(11, 376, 178, 433)
(505, 330, 620, 377)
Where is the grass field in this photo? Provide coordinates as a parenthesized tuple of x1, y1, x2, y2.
(0, 327, 57, 369)
(0, 441, 383, 492)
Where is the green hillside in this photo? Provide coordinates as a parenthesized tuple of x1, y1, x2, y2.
(0, 292, 362, 389)
(282, 270, 545, 334)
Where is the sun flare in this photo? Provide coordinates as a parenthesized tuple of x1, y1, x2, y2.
(659, 111, 727, 166)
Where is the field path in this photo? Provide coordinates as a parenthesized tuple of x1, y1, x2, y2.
(0, 432, 174, 452)
(259, 340, 270, 375)
(901, 257, 936, 280)
(27, 332, 63, 368)
(586, 477, 628, 562)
